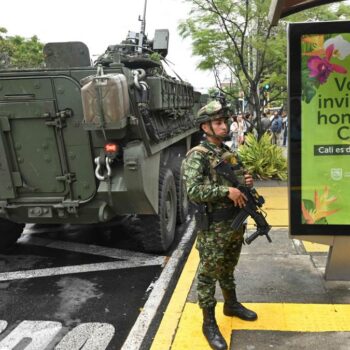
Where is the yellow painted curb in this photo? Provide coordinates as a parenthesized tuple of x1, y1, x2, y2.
(171, 302, 350, 350)
(151, 186, 292, 350)
(150, 241, 199, 350)
(303, 241, 330, 253)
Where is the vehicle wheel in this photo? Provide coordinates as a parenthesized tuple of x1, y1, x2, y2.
(0, 218, 24, 252)
(174, 157, 189, 224)
(139, 168, 177, 253)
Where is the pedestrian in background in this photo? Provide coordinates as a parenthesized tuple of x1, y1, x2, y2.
(183, 101, 258, 350)
(229, 115, 238, 151)
(260, 112, 271, 134)
(270, 111, 283, 145)
(237, 114, 246, 145)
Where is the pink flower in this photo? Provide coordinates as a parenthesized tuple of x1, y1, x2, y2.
(307, 44, 347, 84)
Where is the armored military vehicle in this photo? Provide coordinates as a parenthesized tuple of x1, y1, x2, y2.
(0, 9, 203, 252)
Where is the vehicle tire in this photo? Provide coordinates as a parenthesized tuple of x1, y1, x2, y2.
(0, 218, 24, 252)
(139, 168, 177, 253)
(173, 157, 189, 224)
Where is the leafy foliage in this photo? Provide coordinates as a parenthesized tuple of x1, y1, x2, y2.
(237, 133, 287, 180)
(180, 0, 350, 134)
(0, 27, 44, 69)
(150, 52, 162, 63)
(179, 0, 285, 126)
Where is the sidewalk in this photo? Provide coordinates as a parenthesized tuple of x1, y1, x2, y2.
(150, 182, 350, 350)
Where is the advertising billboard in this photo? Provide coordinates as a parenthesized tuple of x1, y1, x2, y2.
(289, 21, 350, 235)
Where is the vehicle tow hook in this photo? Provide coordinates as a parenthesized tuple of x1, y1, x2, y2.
(94, 156, 112, 181)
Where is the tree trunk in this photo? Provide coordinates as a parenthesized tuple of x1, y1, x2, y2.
(250, 86, 263, 139)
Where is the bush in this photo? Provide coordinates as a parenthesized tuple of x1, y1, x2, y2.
(237, 133, 287, 180)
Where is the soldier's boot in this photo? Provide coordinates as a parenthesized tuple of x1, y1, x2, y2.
(202, 307, 228, 350)
(222, 289, 257, 321)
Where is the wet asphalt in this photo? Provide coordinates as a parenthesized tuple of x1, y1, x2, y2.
(0, 219, 192, 349)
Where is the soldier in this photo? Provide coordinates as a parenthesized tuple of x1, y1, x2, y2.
(183, 101, 257, 350)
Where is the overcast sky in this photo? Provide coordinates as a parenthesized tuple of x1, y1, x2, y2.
(0, 0, 217, 91)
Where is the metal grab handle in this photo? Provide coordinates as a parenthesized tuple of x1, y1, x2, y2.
(133, 68, 146, 90)
(139, 81, 149, 91)
(96, 64, 104, 76)
(133, 70, 141, 90)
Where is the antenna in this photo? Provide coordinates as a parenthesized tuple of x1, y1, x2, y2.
(138, 0, 148, 53)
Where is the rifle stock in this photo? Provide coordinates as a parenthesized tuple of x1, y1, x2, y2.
(214, 160, 272, 244)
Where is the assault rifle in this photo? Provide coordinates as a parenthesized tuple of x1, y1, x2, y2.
(214, 160, 272, 244)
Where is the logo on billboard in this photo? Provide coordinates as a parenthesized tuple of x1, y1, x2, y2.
(331, 168, 343, 181)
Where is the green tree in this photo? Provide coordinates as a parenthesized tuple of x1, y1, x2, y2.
(0, 27, 44, 69)
(179, 0, 350, 135)
(179, 0, 281, 135)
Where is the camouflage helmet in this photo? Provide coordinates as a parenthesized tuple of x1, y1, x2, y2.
(196, 101, 229, 126)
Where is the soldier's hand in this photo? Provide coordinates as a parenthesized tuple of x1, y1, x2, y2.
(227, 187, 247, 208)
(244, 174, 253, 187)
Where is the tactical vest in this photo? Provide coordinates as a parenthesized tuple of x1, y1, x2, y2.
(185, 144, 239, 184)
(184, 143, 241, 219)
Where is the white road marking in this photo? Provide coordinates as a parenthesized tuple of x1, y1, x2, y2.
(121, 219, 196, 350)
(0, 222, 189, 348)
(0, 321, 115, 350)
(0, 321, 62, 350)
(56, 323, 114, 350)
(0, 258, 164, 282)
(0, 233, 166, 282)
(18, 235, 161, 260)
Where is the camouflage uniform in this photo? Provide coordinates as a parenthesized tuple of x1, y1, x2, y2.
(183, 140, 244, 309)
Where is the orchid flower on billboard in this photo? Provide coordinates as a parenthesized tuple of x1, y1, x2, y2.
(307, 44, 347, 84)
